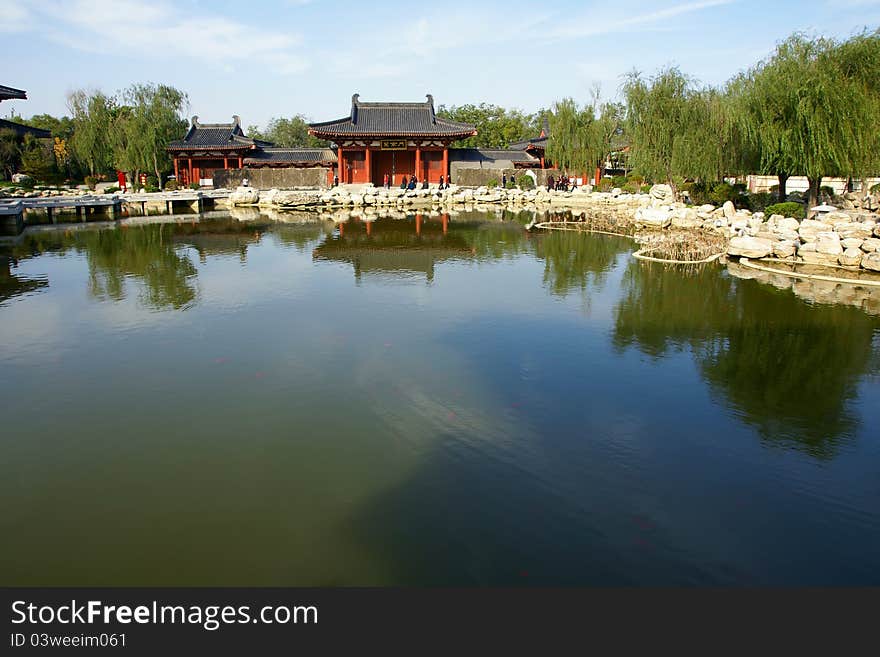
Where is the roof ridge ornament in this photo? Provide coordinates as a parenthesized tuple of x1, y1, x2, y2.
(426, 94, 435, 123)
(351, 93, 360, 124)
(191, 115, 199, 127)
(232, 115, 241, 127)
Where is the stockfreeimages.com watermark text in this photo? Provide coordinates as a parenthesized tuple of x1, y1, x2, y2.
(11, 599, 317, 632)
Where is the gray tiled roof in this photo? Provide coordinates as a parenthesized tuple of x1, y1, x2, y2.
(244, 148, 337, 164)
(310, 94, 476, 138)
(450, 148, 539, 164)
(0, 84, 27, 102)
(0, 118, 51, 139)
(167, 116, 258, 150)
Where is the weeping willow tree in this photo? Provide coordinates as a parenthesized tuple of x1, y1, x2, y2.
(623, 67, 739, 192)
(545, 88, 623, 178)
(67, 90, 115, 177)
(736, 31, 880, 208)
(115, 84, 188, 189)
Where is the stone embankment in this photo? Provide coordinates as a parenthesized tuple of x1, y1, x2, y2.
(225, 182, 880, 272)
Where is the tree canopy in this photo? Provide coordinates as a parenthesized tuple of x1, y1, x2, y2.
(247, 115, 328, 148)
(436, 103, 544, 148)
(66, 84, 187, 184)
(621, 30, 880, 203)
(545, 90, 624, 175)
(734, 30, 880, 206)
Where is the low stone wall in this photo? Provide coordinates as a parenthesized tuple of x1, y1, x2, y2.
(214, 167, 330, 190)
(450, 166, 552, 188)
(449, 162, 559, 187)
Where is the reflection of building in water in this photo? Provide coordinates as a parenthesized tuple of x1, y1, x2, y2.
(171, 218, 270, 264)
(312, 215, 478, 283)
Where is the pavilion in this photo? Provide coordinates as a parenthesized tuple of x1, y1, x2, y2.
(167, 93, 553, 189)
(0, 84, 51, 140)
(166, 115, 337, 186)
(308, 94, 477, 186)
(508, 118, 549, 169)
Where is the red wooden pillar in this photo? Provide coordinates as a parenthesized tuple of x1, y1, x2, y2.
(442, 148, 449, 180)
(238, 156, 243, 168)
(173, 158, 179, 180)
(338, 148, 345, 184)
(365, 148, 372, 185)
(594, 166, 601, 186)
(415, 147, 421, 181)
(188, 158, 193, 185)
(224, 156, 229, 169)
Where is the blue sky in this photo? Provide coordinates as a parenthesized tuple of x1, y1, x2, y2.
(1, 0, 878, 129)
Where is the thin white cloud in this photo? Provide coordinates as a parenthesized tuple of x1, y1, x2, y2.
(6, 0, 309, 75)
(0, 0, 31, 32)
(827, 0, 880, 6)
(325, 0, 735, 81)
(549, 0, 736, 40)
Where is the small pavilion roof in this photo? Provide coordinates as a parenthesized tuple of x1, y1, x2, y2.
(309, 94, 477, 139)
(509, 117, 550, 152)
(0, 85, 27, 102)
(507, 135, 548, 152)
(0, 118, 51, 139)
(167, 115, 261, 151)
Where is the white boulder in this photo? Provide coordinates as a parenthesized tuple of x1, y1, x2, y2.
(728, 236, 773, 258)
(839, 248, 863, 267)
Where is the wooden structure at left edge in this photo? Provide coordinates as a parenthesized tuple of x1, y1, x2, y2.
(309, 94, 476, 186)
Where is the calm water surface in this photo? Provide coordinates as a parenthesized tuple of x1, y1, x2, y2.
(2, 210, 879, 586)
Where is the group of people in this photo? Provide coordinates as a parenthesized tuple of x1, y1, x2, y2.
(546, 174, 575, 192)
(380, 173, 452, 190)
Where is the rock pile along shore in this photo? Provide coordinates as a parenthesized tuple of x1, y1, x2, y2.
(225, 183, 880, 272)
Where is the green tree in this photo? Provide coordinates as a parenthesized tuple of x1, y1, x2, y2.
(248, 115, 327, 147)
(122, 84, 189, 189)
(68, 89, 115, 177)
(19, 133, 55, 181)
(623, 67, 731, 191)
(740, 31, 880, 208)
(20, 114, 75, 140)
(436, 103, 536, 148)
(545, 89, 625, 178)
(0, 128, 21, 180)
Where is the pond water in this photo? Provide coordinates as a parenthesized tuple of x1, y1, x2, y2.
(2, 210, 879, 586)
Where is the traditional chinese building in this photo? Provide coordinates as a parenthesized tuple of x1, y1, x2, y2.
(166, 115, 264, 186)
(308, 94, 477, 186)
(167, 115, 337, 186)
(167, 93, 555, 189)
(508, 118, 550, 169)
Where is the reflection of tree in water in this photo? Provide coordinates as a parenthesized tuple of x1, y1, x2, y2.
(273, 223, 331, 253)
(533, 230, 631, 297)
(82, 225, 198, 310)
(613, 260, 880, 459)
(0, 255, 48, 306)
(613, 261, 731, 357)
